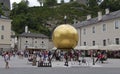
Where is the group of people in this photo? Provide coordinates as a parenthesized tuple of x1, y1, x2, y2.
(1, 49, 108, 69)
(95, 51, 107, 63)
(26, 50, 86, 66)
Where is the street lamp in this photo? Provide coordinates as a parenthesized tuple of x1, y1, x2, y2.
(64, 15, 67, 24)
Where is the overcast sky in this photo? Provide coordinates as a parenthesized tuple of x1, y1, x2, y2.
(10, 0, 70, 9)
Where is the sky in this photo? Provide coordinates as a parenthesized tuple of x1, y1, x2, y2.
(10, 0, 70, 9)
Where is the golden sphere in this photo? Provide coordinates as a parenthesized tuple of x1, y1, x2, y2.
(52, 24, 79, 50)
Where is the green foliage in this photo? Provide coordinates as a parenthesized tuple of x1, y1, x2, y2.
(0, 3, 3, 15)
(100, 0, 120, 12)
(61, 0, 65, 3)
(11, 2, 89, 37)
(44, 0, 57, 7)
(88, 0, 98, 8)
(11, 0, 29, 16)
(10, 0, 120, 38)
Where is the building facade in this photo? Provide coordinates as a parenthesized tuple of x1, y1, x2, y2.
(18, 32, 51, 51)
(0, 0, 11, 10)
(75, 9, 120, 47)
(11, 31, 18, 51)
(0, 16, 11, 51)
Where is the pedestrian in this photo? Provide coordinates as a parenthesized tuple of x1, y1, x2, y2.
(4, 52, 10, 69)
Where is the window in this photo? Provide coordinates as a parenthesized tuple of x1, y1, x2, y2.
(84, 42, 86, 46)
(26, 41, 28, 43)
(93, 41, 95, 46)
(115, 20, 119, 29)
(1, 25, 4, 30)
(83, 28, 86, 35)
(1, 35, 4, 39)
(103, 40, 106, 46)
(35, 41, 37, 43)
(107, 38, 110, 45)
(92, 26, 95, 33)
(115, 38, 119, 45)
(103, 24, 106, 31)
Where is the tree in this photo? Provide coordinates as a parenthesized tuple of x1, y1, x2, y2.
(11, 0, 29, 17)
(87, 0, 101, 16)
(0, 3, 4, 15)
(44, 0, 57, 7)
(0, 4, 2, 15)
(100, 0, 120, 12)
(88, 0, 98, 8)
(70, 0, 74, 2)
(61, 0, 65, 3)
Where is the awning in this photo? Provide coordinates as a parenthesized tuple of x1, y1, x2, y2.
(103, 44, 120, 51)
(74, 46, 89, 50)
(87, 45, 104, 50)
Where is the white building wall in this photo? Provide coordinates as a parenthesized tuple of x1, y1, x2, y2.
(18, 36, 49, 50)
(77, 29, 81, 46)
(78, 18, 120, 46)
(0, 18, 11, 50)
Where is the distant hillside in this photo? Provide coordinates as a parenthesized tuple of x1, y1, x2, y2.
(10, 2, 95, 37)
(10, 0, 120, 37)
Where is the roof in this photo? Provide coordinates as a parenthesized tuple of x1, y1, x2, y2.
(74, 10, 120, 28)
(19, 32, 48, 38)
(0, 15, 9, 19)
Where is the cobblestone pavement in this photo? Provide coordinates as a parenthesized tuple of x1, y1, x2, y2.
(0, 56, 120, 68)
(0, 56, 120, 74)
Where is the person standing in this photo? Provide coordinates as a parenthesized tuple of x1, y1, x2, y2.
(4, 52, 10, 69)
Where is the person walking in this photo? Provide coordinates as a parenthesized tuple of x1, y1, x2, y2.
(4, 52, 10, 69)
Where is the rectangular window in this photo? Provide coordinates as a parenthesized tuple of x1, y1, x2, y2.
(1, 35, 4, 39)
(115, 20, 119, 29)
(35, 41, 37, 43)
(115, 38, 119, 45)
(92, 26, 95, 33)
(1, 25, 4, 31)
(93, 41, 95, 46)
(103, 40, 106, 46)
(26, 41, 28, 43)
(103, 24, 106, 31)
(84, 42, 86, 46)
(83, 28, 86, 35)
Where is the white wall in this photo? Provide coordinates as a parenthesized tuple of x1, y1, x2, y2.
(77, 18, 120, 46)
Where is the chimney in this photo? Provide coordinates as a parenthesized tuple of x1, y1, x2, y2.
(105, 8, 110, 14)
(25, 26, 28, 33)
(87, 15, 91, 20)
(98, 11, 102, 21)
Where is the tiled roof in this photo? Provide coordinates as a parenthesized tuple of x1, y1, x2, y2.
(19, 32, 48, 38)
(74, 10, 120, 28)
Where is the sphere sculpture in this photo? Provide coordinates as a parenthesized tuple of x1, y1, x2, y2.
(52, 24, 79, 50)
